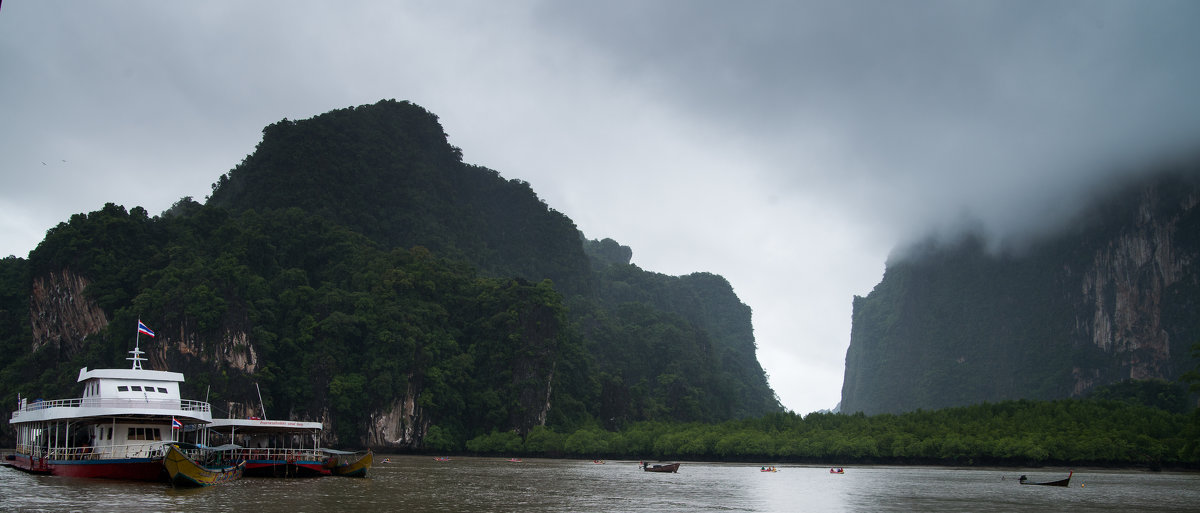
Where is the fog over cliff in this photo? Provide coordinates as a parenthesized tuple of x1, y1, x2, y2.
(843, 168, 1200, 415)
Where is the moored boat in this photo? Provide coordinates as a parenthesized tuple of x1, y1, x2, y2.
(641, 462, 680, 473)
(7, 323, 212, 481)
(324, 448, 372, 477)
(204, 418, 329, 477)
(163, 442, 245, 487)
(1019, 470, 1072, 487)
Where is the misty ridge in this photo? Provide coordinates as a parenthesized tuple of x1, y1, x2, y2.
(843, 150, 1200, 416)
(887, 148, 1200, 265)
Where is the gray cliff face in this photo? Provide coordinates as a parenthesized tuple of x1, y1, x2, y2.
(1072, 186, 1198, 391)
(842, 170, 1200, 415)
(30, 269, 108, 354)
(158, 328, 259, 374)
(368, 381, 426, 448)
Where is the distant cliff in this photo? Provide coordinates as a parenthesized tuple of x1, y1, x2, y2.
(841, 167, 1200, 415)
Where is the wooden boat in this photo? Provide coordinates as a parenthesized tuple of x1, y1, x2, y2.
(163, 443, 244, 487)
(1019, 470, 1072, 487)
(7, 329, 212, 481)
(641, 462, 680, 473)
(324, 448, 372, 478)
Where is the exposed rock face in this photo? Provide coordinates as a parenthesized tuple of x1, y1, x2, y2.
(163, 327, 259, 374)
(29, 269, 108, 353)
(368, 381, 426, 448)
(1076, 186, 1195, 382)
(841, 170, 1200, 415)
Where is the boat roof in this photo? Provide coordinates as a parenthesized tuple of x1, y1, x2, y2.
(207, 418, 323, 434)
(78, 366, 185, 383)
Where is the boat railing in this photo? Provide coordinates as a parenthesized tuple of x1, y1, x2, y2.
(232, 447, 327, 463)
(16, 441, 169, 461)
(11, 397, 211, 417)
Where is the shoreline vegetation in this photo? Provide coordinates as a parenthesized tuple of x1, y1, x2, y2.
(435, 398, 1200, 470)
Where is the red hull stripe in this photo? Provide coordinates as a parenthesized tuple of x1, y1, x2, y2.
(9, 454, 164, 481)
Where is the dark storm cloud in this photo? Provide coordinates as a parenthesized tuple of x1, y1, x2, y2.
(534, 0, 1200, 247)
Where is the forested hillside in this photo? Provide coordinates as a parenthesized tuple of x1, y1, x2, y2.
(842, 166, 1200, 415)
(0, 100, 780, 449)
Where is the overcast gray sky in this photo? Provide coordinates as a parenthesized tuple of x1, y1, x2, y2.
(3, 1, 1199, 414)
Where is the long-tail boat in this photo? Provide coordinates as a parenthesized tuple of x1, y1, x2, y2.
(163, 443, 245, 487)
(324, 448, 372, 477)
(1019, 470, 1073, 487)
(641, 462, 680, 473)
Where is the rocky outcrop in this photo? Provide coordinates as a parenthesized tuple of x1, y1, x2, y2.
(29, 269, 108, 353)
(368, 381, 427, 448)
(842, 169, 1200, 415)
(163, 327, 259, 374)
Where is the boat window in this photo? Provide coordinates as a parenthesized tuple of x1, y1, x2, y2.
(131, 386, 143, 391)
(117, 386, 129, 392)
(106, 427, 113, 440)
(157, 387, 168, 393)
(127, 427, 163, 440)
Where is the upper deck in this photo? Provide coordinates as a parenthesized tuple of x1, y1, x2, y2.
(9, 396, 211, 424)
(9, 344, 211, 425)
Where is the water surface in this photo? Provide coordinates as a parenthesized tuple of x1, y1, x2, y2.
(2, 456, 1196, 512)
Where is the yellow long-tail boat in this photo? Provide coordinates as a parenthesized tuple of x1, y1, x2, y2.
(163, 443, 245, 487)
(324, 449, 373, 478)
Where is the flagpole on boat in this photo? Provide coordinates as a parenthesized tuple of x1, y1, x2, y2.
(131, 319, 143, 370)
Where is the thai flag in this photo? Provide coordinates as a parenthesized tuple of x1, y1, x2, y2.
(137, 320, 155, 337)
(172, 417, 183, 430)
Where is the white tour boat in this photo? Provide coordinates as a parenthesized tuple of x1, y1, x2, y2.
(7, 322, 212, 480)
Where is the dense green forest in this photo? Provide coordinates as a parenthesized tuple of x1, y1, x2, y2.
(0, 100, 778, 449)
(464, 388, 1200, 469)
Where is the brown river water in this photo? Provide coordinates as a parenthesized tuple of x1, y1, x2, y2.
(3, 455, 1198, 512)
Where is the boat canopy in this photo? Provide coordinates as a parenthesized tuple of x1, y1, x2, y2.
(170, 442, 243, 451)
(320, 448, 365, 455)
